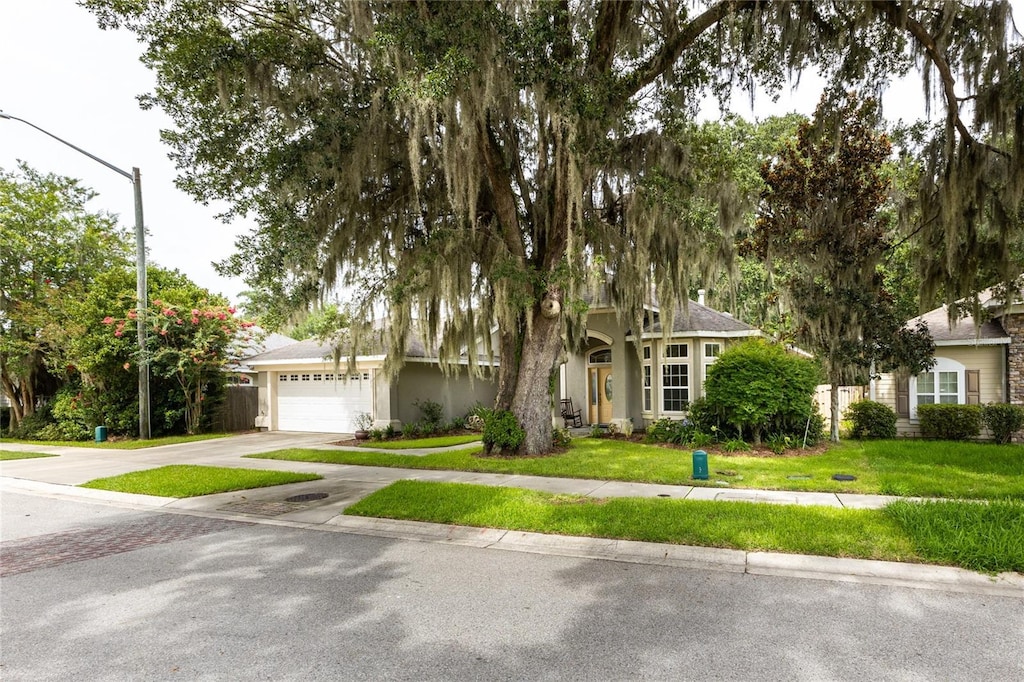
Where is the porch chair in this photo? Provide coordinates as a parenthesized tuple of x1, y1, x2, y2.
(560, 398, 583, 428)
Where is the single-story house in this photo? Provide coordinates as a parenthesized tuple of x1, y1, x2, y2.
(246, 291, 762, 434)
(872, 286, 1024, 437)
(559, 290, 762, 431)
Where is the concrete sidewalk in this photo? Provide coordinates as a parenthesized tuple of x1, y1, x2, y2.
(2, 432, 1022, 598)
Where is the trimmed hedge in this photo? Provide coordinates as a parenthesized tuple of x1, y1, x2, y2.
(847, 400, 897, 439)
(981, 403, 1024, 444)
(917, 404, 982, 441)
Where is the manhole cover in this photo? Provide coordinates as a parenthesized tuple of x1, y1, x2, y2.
(285, 492, 329, 503)
(787, 475, 812, 480)
(832, 474, 857, 481)
(715, 470, 738, 477)
(657, 493, 671, 498)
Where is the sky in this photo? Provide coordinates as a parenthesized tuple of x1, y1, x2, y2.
(2, 1, 1021, 306)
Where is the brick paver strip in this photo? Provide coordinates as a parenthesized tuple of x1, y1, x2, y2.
(0, 514, 252, 577)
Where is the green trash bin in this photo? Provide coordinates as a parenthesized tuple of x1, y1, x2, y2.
(692, 449, 709, 480)
(95, 426, 108, 443)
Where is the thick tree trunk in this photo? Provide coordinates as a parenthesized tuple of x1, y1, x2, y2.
(830, 381, 841, 443)
(494, 325, 523, 411)
(509, 305, 565, 455)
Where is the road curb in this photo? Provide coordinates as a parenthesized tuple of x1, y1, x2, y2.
(4, 477, 1022, 598)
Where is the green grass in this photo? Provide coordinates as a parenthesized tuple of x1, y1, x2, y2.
(80, 465, 322, 497)
(884, 499, 1024, 574)
(360, 435, 482, 450)
(345, 480, 1024, 573)
(0, 451, 59, 461)
(0, 433, 233, 450)
(250, 437, 1024, 500)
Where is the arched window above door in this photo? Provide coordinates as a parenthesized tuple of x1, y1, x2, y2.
(588, 348, 612, 365)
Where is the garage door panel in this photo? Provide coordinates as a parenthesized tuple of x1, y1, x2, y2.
(276, 375, 372, 433)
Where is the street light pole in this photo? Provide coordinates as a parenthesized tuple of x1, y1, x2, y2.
(0, 111, 151, 439)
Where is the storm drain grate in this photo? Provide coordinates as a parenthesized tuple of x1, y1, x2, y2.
(285, 492, 329, 503)
(218, 501, 305, 517)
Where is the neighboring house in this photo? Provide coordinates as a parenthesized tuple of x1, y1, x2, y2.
(873, 286, 1024, 437)
(244, 332, 498, 433)
(246, 291, 762, 434)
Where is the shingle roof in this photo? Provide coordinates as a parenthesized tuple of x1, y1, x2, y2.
(909, 305, 1008, 344)
(645, 301, 758, 334)
(244, 332, 429, 364)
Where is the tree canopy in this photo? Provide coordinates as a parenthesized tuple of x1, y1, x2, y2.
(85, 0, 1023, 453)
(0, 163, 131, 430)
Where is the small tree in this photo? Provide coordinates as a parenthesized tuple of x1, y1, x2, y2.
(703, 339, 819, 446)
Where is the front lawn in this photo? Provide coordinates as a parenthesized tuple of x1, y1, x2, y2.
(345, 480, 1024, 574)
(249, 437, 1024, 500)
(360, 434, 482, 450)
(0, 451, 59, 461)
(81, 465, 322, 497)
(0, 433, 233, 450)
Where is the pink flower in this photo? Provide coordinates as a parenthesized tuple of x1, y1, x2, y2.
(191, 309, 199, 316)
(216, 312, 227, 320)
(191, 316, 200, 324)
(127, 310, 137, 319)
(102, 316, 114, 325)
(163, 308, 174, 317)
(227, 306, 237, 314)
(160, 329, 168, 336)
(114, 330, 123, 337)
(175, 318, 183, 325)
(152, 299, 162, 306)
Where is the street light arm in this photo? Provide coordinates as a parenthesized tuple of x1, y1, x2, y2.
(0, 111, 133, 181)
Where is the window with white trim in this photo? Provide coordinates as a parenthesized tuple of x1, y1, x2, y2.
(910, 357, 966, 418)
(703, 342, 721, 382)
(642, 344, 652, 412)
(661, 342, 689, 412)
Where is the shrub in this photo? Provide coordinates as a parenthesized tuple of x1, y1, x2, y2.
(917, 404, 982, 441)
(466, 414, 485, 432)
(482, 409, 525, 453)
(552, 427, 572, 447)
(722, 438, 752, 452)
(702, 339, 820, 445)
(846, 400, 897, 440)
(414, 399, 444, 426)
(765, 433, 794, 454)
(644, 418, 677, 443)
(689, 431, 715, 448)
(981, 403, 1024, 444)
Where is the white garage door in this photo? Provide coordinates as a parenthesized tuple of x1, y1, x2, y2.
(276, 371, 373, 433)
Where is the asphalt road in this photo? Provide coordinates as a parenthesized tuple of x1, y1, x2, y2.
(1, 492, 1021, 681)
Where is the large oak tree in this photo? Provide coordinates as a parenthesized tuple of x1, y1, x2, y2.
(86, 0, 1022, 453)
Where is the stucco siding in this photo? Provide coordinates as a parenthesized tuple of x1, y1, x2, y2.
(394, 363, 498, 425)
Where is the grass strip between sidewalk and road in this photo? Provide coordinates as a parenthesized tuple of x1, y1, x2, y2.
(345, 480, 1024, 574)
(80, 465, 322, 497)
(0, 451, 59, 461)
(359, 435, 482, 450)
(250, 437, 1024, 501)
(0, 433, 233, 450)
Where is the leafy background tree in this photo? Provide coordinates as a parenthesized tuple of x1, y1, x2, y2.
(749, 95, 935, 441)
(85, 0, 1023, 453)
(0, 163, 131, 432)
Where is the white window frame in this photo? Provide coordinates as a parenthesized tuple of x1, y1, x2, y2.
(642, 344, 652, 414)
(909, 357, 966, 419)
(702, 342, 721, 382)
(661, 341, 689, 414)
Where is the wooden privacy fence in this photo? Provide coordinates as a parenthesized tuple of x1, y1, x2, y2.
(213, 385, 258, 432)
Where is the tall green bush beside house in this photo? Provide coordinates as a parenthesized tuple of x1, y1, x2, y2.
(702, 339, 820, 446)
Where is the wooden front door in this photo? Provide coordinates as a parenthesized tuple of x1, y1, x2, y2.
(589, 367, 613, 424)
